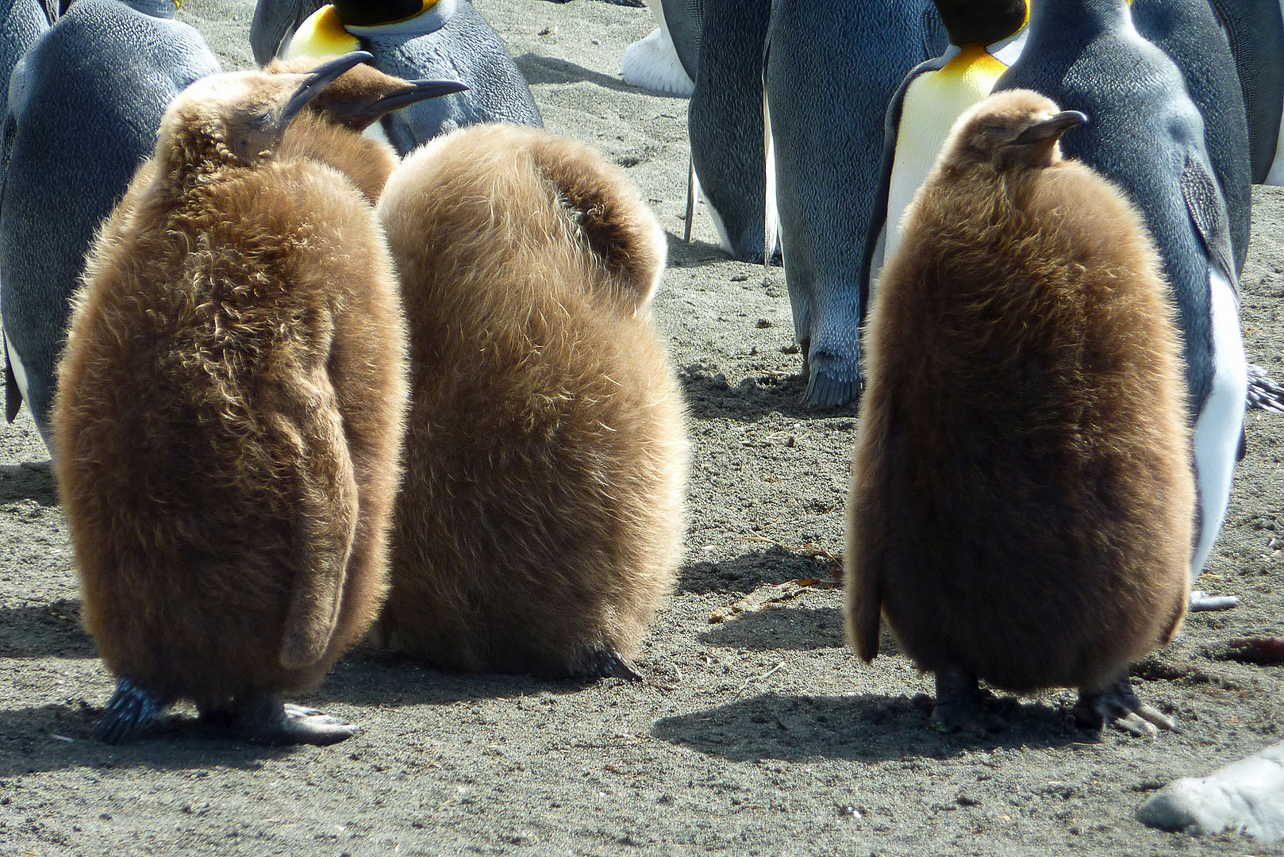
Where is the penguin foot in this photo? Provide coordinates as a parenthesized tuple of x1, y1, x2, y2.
(1073, 672, 1175, 739)
(219, 690, 357, 746)
(800, 350, 862, 409)
(930, 669, 1005, 734)
(93, 675, 167, 744)
(579, 649, 645, 682)
(1189, 590, 1241, 612)
(1246, 363, 1284, 412)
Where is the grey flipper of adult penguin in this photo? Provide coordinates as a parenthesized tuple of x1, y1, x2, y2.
(250, 0, 324, 66)
(686, 0, 774, 264)
(0, 0, 220, 456)
(766, 0, 939, 408)
(279, 0, 541, 156)
(1205, 0, 1284, 185)
(860, 0, 1028, 331)
(1132, 0, 1251, 278)
(0, 0, 55, 427)
(997, 0, 1248, 617)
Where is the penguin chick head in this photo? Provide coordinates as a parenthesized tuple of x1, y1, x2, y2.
(265, 56, 468, 133)
(943, 89, 1087, 173)
(157, 52, 377, 169)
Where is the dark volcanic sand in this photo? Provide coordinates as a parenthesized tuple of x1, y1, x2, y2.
(1, 1, 1282, 854)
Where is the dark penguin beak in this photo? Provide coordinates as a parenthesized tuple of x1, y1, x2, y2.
(371, 79, 470, 113)
(1013, 110, 1089, 145)
(277, 51, 376, 131)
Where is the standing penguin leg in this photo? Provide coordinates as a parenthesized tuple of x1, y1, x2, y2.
(93, 675, 170, 744)
(580, 648, 645, 682)
(1072, 671, 1176, 739)
(200, 688, 357, 746)
(930, 668, 1004, 733)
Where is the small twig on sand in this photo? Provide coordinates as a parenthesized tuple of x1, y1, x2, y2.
(734, 662, 785, 700)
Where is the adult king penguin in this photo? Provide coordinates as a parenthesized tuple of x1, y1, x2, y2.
(1204, 0, 1284, 185)
(996, 0, 1248, 610)
(765, 0, 944, 407)
(861, 0, 1028, 308)
(1, 0, 220, 457)
(258, 0, 541, 155)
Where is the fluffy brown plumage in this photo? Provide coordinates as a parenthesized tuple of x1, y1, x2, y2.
(52, 56, 450, 743)
(375, 124, 689, 679)
(846, 89, 1193, 730)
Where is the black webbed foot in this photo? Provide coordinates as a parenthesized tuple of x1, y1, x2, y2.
(1074, 671, 1175, 738)
(205, 689, 357, 746)
(930, 669, 1005, 734)
(94, 675, 168, 744)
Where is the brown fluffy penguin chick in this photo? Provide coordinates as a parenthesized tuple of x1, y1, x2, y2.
(53, 54, 463, 745)
(845, 89, 1194, 739)
(374, 124, 689, 680)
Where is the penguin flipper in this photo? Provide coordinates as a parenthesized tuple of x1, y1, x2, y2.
(271, 379, 360, 671)
(1181, 150, 1238, 289)
(1246, 362, 1284, 412)
(859, 59, 941, 335)
(93, 675, 168, 744)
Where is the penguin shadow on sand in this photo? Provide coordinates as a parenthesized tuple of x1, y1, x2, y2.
(0, 701, 294, 776)
(678, 362, 851, 422)
(679, 545, 833, 595)
(302, 644, 617, 709)
(0, 597, 95, 659)
(699, 606, 846, 652)
(512, 52, 659, 97)
(652, 690, 1082, 764)
(0, 461, 57, 505)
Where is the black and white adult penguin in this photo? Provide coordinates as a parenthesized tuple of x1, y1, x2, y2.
(765, 0, 945, 407)
(1, 0, 220, 457)
(1204, 0, 1284, 185)
(996, 0, 1248, 610)
(256, 0, 541, 156)
(861, 0, 1028, 308)
(1132, 0, 1252, 276)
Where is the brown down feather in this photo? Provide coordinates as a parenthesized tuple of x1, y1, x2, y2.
(52, 64, 411, 710)
(845, 89, 1193, 694)
(373, 123, 690, 677)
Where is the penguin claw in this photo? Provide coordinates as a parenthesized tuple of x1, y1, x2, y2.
(1246, 363, 1284, 412)
(581, 649, 645, 682)
(1073, 672, 1175, 739)
(93, 675, 167, 744)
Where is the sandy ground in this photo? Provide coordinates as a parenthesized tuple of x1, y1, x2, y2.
(2, 0, 1283, 854)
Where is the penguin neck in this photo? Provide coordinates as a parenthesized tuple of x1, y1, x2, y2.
(120, 0, 179, 18)
(1027, 0, 1130, 37)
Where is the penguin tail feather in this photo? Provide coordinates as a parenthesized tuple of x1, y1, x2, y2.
(1247, 363, 1284, 413)
(93, 675, 167, 744)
